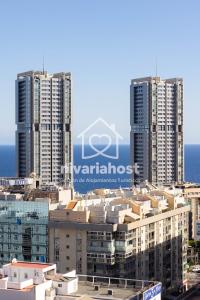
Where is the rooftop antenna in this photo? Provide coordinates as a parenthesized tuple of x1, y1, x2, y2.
(43, 56, 45, 74)
(155, 56, 158, 77)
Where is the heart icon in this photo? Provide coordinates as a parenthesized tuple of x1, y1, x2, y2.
(89, 134, 112, 155)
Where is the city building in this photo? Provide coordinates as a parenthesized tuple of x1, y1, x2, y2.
(0, 187, 72, 266)
(161, 183, 200, 240)
(0, 197, 49, 265)
(130, 77, 183, 185)
(0, 177, 36, 190)
(16, 70, 72, 187)
(174, 183, 200, 240)
(0, 260, 162, 300)
(49, 188, 189, 291)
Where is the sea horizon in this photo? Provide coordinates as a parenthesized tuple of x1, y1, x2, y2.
(0, 144, 200, 193)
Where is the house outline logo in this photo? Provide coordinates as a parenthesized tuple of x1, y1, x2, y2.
(77, 118, 123, 159)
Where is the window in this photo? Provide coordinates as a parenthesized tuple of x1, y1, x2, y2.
(66, 256, 70, 260)
(66, 234, 70, 238)
(58, 284, 62, 287)
(66, 245, 70, 249)
(55, 249, 59, 261)
(24, 273, 28, 279)
(14, 272, 17, 278)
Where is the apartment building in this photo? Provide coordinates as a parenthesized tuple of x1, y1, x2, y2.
(130, 77, 183, 185)
(174, 183, 200, 240)
(0, 196, 48, 265)
(49, 188, 190, 291)
(0, 187, 72, 266)
(16, 71, 72, 187)
(0, 260, 161, 300)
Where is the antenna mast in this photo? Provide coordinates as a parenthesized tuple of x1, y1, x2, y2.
(155, 57, 158, 77)
(43, 56, 45, 74)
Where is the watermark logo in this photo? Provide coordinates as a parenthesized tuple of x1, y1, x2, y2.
(61, 162, 140, 176)
(62, 118, 141, 186)
(77, 118, 123, 159)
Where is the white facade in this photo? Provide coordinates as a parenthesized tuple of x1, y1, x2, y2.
(0, 261, 161, 300)
(49, 187, 189, 291)
(0, 261, 56, 300)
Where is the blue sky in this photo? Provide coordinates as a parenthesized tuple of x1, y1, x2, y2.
(0, 0, 199, 144)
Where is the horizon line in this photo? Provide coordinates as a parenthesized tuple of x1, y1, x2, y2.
(0, 143, 200, 147)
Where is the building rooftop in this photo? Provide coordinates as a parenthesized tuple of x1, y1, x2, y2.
(70, 275, 161, 300)
(46, 273, 75, 282)
(74, 282, 141, 300)
(131, 76, 183, 84)
(0, 261, 162, 300)
(11, 261, 52, 270)
(17, 70, 71, 78)
(50, 185, 189, 225)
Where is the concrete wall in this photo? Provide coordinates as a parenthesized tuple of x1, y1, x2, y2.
(7, 279, 33, 290)
(49, 209, 89, 223)
(35, 280, 52, 300)
(52, 278, 78, 295)
(49, 227, 87, 274)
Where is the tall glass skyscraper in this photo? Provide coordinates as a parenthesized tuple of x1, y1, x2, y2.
(16, 71, 72, 187)
(130, 77, 183, 185)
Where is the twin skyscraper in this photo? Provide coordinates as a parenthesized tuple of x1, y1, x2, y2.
(16, 71, 72, 187)
(16, 71, 183, 187)
(130, 76, 183, 185)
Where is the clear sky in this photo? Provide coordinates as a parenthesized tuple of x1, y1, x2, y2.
(0, 0, 199, 145)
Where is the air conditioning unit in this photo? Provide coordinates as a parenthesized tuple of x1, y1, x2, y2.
(108, 289, 113, 295)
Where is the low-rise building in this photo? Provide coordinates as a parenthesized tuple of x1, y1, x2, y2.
(0, 260, 162, 300)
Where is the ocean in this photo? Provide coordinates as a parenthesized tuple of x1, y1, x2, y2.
(0, 145, 200, 194)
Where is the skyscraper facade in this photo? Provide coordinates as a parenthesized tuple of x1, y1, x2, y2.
(130, 77, 183, 185)
(16, 71, 72, 187)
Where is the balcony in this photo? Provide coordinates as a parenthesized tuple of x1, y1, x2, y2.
(115, 244, 133, 253)
(87, 253, 115, 265)
(87, 245, 115, 253)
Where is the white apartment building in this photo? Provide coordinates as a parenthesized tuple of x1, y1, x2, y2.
(0, 260, 161, 300)
(49, 188, 190, 292)
(16, 71, 72, 187)
(130, 77, 183, 185)
(165, 183, 200, 240)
